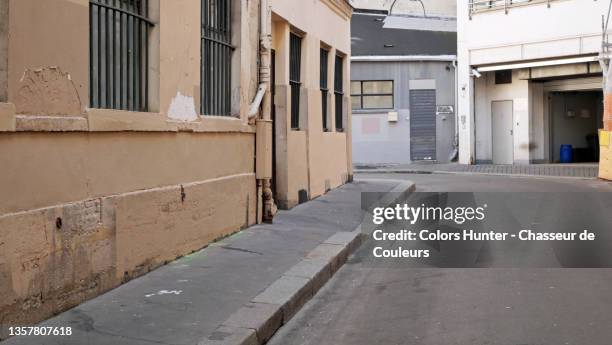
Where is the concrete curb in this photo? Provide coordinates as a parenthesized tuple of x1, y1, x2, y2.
(354, 168, 598, 180)
(198, 180, 415, 345)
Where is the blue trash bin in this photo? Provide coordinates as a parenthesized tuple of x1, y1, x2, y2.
(560, 144, 573, 163)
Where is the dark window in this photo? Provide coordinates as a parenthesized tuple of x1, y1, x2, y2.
(89, 0, 154, 111)
(320, 48, 329, 131)
(290, 33, 302, 129)
(202, 0, 234, 116)
(350, 80, 394, 110)
(334, 55, 344, 131)
(495, 70, 512, 84)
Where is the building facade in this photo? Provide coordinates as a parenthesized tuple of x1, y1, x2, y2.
(270, 0, 354, 208)
(350, 5, 457, 165)
(458, 0, 607, 167)
(0, 0, 351, 337)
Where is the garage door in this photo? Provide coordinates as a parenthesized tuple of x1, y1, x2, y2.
(410, 89, 437, 161)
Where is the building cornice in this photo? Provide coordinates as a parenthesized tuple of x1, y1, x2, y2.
(351, 55, 457, 62)
(321, 0, 353, 21)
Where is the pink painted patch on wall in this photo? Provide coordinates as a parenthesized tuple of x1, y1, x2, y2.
(361, 117, 381, 135)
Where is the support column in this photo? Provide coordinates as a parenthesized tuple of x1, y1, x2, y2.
(457, 1, 475, 164)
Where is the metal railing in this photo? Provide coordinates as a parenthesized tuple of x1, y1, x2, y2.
(90, 0, 154, 112)
(469, 0, 553, 17)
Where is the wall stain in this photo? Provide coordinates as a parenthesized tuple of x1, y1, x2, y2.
(15, 67, 82, 116)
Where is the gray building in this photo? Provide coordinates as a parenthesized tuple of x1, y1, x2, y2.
(351, 9, 457, 165)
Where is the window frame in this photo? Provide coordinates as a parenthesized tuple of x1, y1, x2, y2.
(334, 54, 344, 132)
(289, 33, 303, 130)
(320, 48, 329, 132)
(201, 0, 235, 116)
(350, 80, 395, 110)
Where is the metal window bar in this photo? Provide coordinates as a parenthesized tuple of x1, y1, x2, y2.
(320, 48, 329, 131)
(90, 0, 152, 112)
(202, 0, 234, 116)
(290, 33, 302, 129)
(334, 55, 343, 131)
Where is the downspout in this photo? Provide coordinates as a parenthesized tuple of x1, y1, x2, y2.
(254, 0, 277, 223)
(449, 59, 459, 161)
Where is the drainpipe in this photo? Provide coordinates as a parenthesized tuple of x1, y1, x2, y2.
(449, 59, 459, 161)
(255, 0, 277, 223)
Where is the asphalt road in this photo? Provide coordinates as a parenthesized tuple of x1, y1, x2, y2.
(268, 173, 612, 345)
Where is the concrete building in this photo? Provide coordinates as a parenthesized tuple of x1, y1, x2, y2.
(0, 0, 351, 337)
(350, 3, 457, 165)
(458, 0, 607, 166)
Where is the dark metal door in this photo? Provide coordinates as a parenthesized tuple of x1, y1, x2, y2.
(409, 89, 437, 161)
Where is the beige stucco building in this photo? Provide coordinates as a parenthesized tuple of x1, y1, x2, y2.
(270, 0, 353, 209)
(0, 0, 352, 336)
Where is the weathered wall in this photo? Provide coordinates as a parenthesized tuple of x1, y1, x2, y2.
(271, 0, 352, 208)
(0, 132, 254, 214)
(0, 157, 256, 336)
(8, 0, 88, 115)
(160, 0, 259, 119)
(0, 0, 7, 102)
(0, 0, 262, 337)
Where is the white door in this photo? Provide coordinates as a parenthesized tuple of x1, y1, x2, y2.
(492, 101, 514, 165)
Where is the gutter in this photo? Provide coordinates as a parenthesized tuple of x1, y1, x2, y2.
(351, 55, 457, 62)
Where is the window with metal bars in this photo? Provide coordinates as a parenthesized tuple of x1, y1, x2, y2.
(290, 33, 302, 130)
(334, 55, 344, 132)
(89, 0, 153, 112)
(202, 0, 234, 116)
(320, 48, 329, 131)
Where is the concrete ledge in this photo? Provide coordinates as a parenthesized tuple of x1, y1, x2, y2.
(199, 326, 258, 345)
(222, 302, 283, 344)
(252, 275, 312, 322)
(200, 232, 361, 345)
(15, 115, 88, 131)
(87, 108, 175, 132)
(0, 102, 16, 131)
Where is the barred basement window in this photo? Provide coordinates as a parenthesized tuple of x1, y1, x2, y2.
(290, 33, 302, 130)
(334, 55, 344, 132)
(89, 0, 154, 111)
(320, 48, 329, 131)
(202, 0, 234, 116)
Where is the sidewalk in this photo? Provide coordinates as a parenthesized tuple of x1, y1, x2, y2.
(2, 179, 413, 345)
(354, 162, 599, 178)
